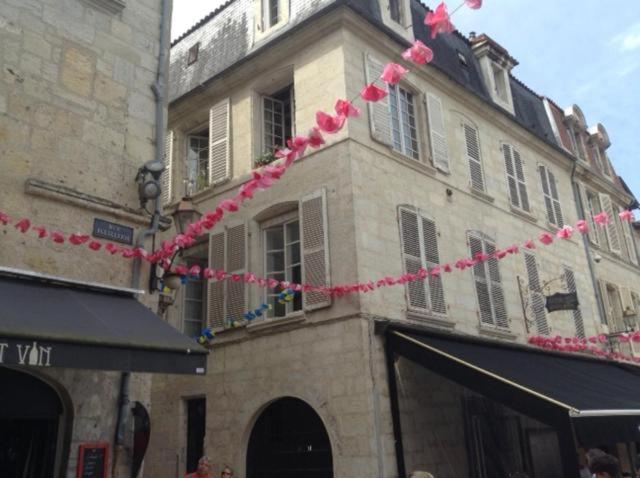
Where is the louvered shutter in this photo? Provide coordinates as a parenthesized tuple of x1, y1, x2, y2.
(599, 280, 612, 327)
(524, 252, 548, 335)
(563, 267, 584, 338)
(619, 206, 638, 265)
(422, 217, 446, 314)
(426, 93, 449, 172)
(300, 189, 331, 310)
(503, 144, 519, 208)
(469, 234, 493, 325)
(486, 241, 508, 328)
(513, 148, 529, 211)
(226, 222, 247, 322)
(464, 123, 485, 191)
(400, 208, 428, 310)
(364, 53, 391, 145)
(209, 98, 231, 185)
(599, 194, 621, 254)
(161, 130, 173, 206)
(547, 169, 564, 226)
(578, 183, 598, 246)
(207, 231, 225, 328)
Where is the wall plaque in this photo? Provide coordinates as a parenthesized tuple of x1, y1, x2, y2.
(545, 292, 579, 312)
(76, 443, 108, 478)
(92, 218, 133, 245)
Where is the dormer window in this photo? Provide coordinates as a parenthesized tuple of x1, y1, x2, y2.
(389, 0, 402, 23)
(569, 127, 586, 162)
(262, 0, 279, 29)
(187, 43, 199, 66)
(491, 63, 508, 102)
(457, 51, 468, 67)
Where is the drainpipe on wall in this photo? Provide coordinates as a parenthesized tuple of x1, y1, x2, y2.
(113, 0, 171, 476)
(570, 160, 607, 325)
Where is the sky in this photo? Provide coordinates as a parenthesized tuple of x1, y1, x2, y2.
(171, 0, 639, 198)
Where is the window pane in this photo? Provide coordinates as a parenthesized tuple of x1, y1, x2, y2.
(184, 301, 202, 321)
(183, 320, 202, 338)
(185, 281, 203, 300)
(286, 221, 300, 242)
(266, 227, 284, 250)
(289, 242, 301, 265)
(267, 251, 285, 272)
(291, 264, 302, 284)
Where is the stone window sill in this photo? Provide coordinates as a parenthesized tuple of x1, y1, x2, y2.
(82, 0, 126, 14)
(388, 148, 437, 177)
(469, 187, 495, 204)
(247, 311, 305, 333)
(407, 310, 455, 328)
(478, 325, 517, 340)
(509, 204, 537, 223)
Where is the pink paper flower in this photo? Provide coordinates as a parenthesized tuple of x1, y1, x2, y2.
(0, 212, 10, 225)
(121, 248, 136, 258)
(465, 0, 482, 9)
(619, 209, 634, 222)
(575, 219, 589, 234)
(380, 63, 408, 85)
(556, 225, 573, 239)
(424, 2, 454, 39)
(316, 111, 346, 133)
(524, 239, 536, 249)
(335, 99, 361, 118)
(51, 231, 65, 244)
(287, 135, 309, 156)
(275, 148, 297, 167)
(495, 249, 508, 259)
(539, 232, 554, 245)
(33, 225, 48, 238)
(219, 198, 239, 212)
(238, 179, 259, 200)
(308, 127, 325, 148)
(15, 218, 30, 233)
(594, 211, 609, 225)
(202, 268, 215, 279)
(174, 265, 188, 276)
(69, 233, 90, 245)
(188, 265, 201, 277)
(401, 40, 434, 65)
(506, 244, 519, 254)
(443, 264, 452, 273)
(88, 241, 102, 251)
(360, 83, 388, 102)
(430, 266, 441, 277)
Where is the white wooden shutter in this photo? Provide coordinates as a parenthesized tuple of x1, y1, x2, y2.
(463, 123, 485, 192)
(599, 280, 612, 328)
(364, 53, 391, 145)
(207, 231, 226, 328)
(599, 194, 621, 254)
(563, 267, 584, 338)
(513, 148, 529, 211)
(524, 252, 548, 335)
(209, 98, 231, 185)
(619, 206, 638, 265)
(503, 143, 520, 208)
(426, 92, 449, 172)
(578, 183, 598, 246)
(226, 222, 247, 322)
(400, 208, 428, 311)
(539, 166, 563, 226)
(485, 241, 508, 328)
(300, 189, 331, 310)
(469, 234, 491, 325)
(422, 216, 446, 315)
(161, 130, 174, 206)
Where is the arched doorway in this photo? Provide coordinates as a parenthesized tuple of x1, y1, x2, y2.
(246, 397, 333, 478)
(0, 367, 65, 478)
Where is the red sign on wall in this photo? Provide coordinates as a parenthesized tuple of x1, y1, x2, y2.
(76, 442, 109, 478)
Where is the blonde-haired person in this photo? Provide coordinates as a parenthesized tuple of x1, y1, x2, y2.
(409, 472, 434, 478)
(220, 465, 233, 478)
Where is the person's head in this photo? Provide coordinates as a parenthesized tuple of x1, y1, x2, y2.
(590, 454, 620, 478)
(196, 456, 211, 476)
(221, 466, 233, 478)
(587, 448, 607, 467)
(409, 472, 434, 478)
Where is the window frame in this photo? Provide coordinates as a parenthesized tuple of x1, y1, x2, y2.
(502, 142, 530, 212)
(261, 0, 280, 30)
(389, 0, 402, 23)
(262, 211, 303, 318)
(462, 120, 486, 193)
(388, 83, 420, 160)
(182, 259, 207, 337)
(538, 164, 564, 228)
(185, 129, 210, 194)
(260, 84, 294, 155)
(187, 43, 200, 66)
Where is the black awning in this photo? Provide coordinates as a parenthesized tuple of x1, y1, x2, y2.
(0, 274, 207, 375)
(386, 327, 640, 444)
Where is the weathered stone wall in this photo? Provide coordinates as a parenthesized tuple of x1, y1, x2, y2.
(0, 1, 168, 477)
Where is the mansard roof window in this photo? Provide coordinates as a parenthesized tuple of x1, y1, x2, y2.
(187, 43, 199, 66)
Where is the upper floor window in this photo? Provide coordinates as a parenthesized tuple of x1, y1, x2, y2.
(263, 214, 303, 317)
(524, 251, 548, 335)
(538, 165, 563, 227)
(389, 84, 419, 160)
(563, 267, 585, 338)
(186, 128, 209, 193)
(187, 43, 199, 66)
(491, 63, 508, 102)
(502, 143, 530, 212)
(398, 206, 446, 316)
(262, 0, 280, 30)
(183, 259, 207, 337)
(468, 232, 508, 328)
(389, 0, 402, 23)
(601, 281, 625, 333)
(463, 122, 485, 192)
(585, 188, 603, 247)
(262, 85, 293, 154)
(569, 128, 586, 161)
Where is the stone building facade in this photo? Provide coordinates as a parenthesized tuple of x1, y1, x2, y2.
(148, 1, 640, 477)
(0, 1, 185, 477)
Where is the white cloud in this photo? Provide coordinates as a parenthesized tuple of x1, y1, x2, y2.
(611, 22, 640, 52)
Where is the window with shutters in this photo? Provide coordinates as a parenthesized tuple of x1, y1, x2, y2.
(468, 231, 508, 329)
(263, 212, 303, 318)
(398, 206, 446, 316)
(262, 85, 293, 154)
(502, 143, 530, 212)
(605, 283, 625, 333)
(463, 122, 485, 192)
(620, 208, 639, 266)
(178, 245, 208, 336)
(524, 252, 548, 335)
(426, 92, 449, 172)
(563, 267, 585, 338)
(583, 187, 602, 247)
(389, 84, 419, 160)
(538, 165, 563, 227)
(162, 131, 174, 206)
(186, 127, 209, 193)
(599, 194, 621, 255)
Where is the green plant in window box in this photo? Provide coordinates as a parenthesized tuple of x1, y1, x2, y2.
(255, 151, 277, 167)
(195, 171, 208, 191)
